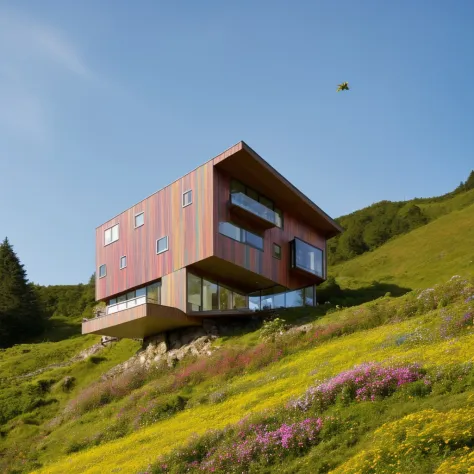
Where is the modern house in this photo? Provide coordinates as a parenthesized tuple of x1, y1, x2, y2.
(83, 142, 342, 339)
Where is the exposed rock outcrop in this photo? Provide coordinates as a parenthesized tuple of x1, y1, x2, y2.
(101, 316, 260, 380)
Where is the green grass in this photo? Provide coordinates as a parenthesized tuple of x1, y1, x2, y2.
(18, 277, 472, 473)
(332, 201, 474, 290)
(1, 183, 474, 473)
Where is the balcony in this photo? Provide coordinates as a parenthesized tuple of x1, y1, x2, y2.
(82, 296, 199, 339)
(230, 192, 280, 229)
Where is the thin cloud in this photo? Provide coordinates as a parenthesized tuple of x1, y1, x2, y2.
(0, 9, 95, 144)
(0, 8, 93, 79)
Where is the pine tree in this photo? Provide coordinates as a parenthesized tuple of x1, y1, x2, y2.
(464, 170, 474, 191)
(0, 237, 44, 347)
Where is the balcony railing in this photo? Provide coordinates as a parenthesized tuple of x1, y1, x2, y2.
(105, 296, 159, 316)
(230, 192, 279, 227)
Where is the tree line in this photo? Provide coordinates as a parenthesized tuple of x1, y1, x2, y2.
(0, 238, 95, 348)
(328, 170, 474, 265)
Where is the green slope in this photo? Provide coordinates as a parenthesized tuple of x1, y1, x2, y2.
(25, 277, 474, 474)
(328, 185, 474, 266)
(332, 201, 474, 290)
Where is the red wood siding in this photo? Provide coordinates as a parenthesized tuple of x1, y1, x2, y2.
(213, 169, 326, 290)
(96, 163, 214, 301)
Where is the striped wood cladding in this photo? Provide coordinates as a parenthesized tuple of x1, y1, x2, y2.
(214, 169, 326, 290)
(96, 141, 337, 303)
(96, 163, 214, 301)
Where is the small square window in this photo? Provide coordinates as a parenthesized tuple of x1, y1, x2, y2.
(156, 236, 169, 254)
(120, 256, 127, 269)
(99, 264, 107, 278)
(104, 224, 119, 245)
(273, 243, 282, 260)
(134, 212, 144, 228)
(182, 190, 192, 207)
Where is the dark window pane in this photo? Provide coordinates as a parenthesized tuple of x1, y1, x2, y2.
(230, 179, 246, 194)
(273, 243, 281, 259)
(293, 239, 324, 277)
(304, 286, 315, 306)
(147, 282, 161, 304)
(246, 188, 259, 201)
(259, 195, 273, 210)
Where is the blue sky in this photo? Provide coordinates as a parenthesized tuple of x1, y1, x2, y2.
(0, 0, 473, 286)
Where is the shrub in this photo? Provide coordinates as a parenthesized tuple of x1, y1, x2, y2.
(260, 317, 287, 341)
(65, 367, 148, 416)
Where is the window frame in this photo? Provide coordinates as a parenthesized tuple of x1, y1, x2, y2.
(134, 212, 144, 229)
(218, 221, 264, 251)
(156, 236, 169, 254)
(182, 189, 193, 208)
(272, 243, 282, 260)
(98, 264, 107, 279)
(120, 255, 127, 269)
(290, 237, 324, 278)
(229, 178, 283, 228)
(104, 224, 119, 246)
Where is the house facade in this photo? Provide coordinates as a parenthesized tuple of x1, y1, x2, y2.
(82, 142, 342, 339)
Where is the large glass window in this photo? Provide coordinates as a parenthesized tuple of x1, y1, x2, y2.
(273, 291, 286, 308)
(156, 236, 169, 254)
(249, 292, 261, 311)
(99, 264, 106, 278)
(104, 224, 119, 245)
(187, 272, 202, 311)
(202, 279, 218, 311)
(147, 282, 161, 304)
(304, 286, 315, 306)
(291, 238, 324, 278)
(286, 289, 304, 308)
(233, 291, 247, 309)
(219, 285, 232, 310)
(218, 222, 264, 251)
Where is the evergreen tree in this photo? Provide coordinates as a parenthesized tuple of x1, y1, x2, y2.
(0, 237, 44, 347)
(464, 170, 474, 191)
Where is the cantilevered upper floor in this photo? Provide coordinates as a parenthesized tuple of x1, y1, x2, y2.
(85, 141, 342, 338)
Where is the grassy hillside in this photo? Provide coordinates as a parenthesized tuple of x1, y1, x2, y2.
(15, 276, 472, 473)
(332, 200, 474, 290)
(1, 176, 473, 473)
(328, 183, 474, 265)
